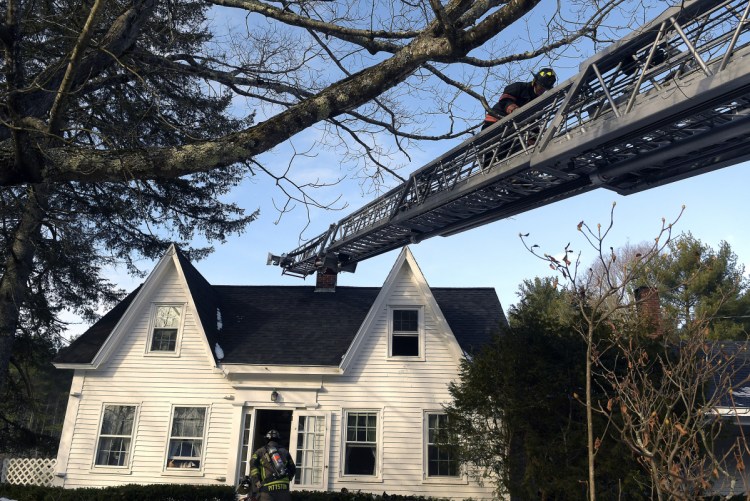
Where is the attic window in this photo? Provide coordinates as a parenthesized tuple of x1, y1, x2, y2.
(148, 305, 183, 353)
(389, 307, 423, 358)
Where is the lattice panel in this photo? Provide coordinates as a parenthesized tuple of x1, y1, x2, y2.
(1, 458, 57, 486)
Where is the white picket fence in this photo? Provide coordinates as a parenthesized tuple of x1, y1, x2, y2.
(1, 458, 56, 486)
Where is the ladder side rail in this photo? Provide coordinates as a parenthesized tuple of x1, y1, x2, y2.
(533, 40, 750, 168)
(336, 189, 404, 239)
(539, 1, 750, 148)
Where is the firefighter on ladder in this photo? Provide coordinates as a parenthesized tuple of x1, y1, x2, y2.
(483, 68, 557, 129)
(480, 68, 557, 168)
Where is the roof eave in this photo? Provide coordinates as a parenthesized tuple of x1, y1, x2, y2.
(220, 364, 343, 375)
(52, 362, 98, 370)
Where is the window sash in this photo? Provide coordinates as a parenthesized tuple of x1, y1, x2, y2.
(393, 309, 418, 332)
(150, 305, 182, 353)
(344, 411, 378, 476)
(426, 413, 458, 477)
(95, 405, 136, 467)
(390, 308, 421, 357)
(392, 333, 419, 356)
(238, 412, 252, 482)
(151, 328, 177, 351)
(167, 407, 206, 469)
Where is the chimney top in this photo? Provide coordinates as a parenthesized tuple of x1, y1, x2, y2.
(315, 268, 337, 292)
(634, 286, 661, 338)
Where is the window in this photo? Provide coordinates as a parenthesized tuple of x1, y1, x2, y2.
(149, 305, 182, 353)
(238, 411, 252, 482)
(294, 414, 327, 487)
(167, 407, 207, 469)
(426, 413, 458, 477)
(95, 405, 136, 467)
(390, 308, 422, 357)
(344, 411, 378, 476)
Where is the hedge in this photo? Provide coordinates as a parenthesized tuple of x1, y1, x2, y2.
(0, 484, 475, 501)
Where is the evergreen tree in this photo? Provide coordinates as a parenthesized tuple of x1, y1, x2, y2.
(647, 233, 750, 339)
(0, 0, 257, 437)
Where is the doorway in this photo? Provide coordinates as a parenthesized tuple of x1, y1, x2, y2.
(238, 408, 294, 481)
(252, 408, 293, 452)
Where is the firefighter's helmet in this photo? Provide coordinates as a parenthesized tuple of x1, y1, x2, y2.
(534, 68, 557, 90)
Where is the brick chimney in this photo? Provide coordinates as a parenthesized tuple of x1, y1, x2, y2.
(634, 286, 661, 338)
(315, 268, 337, 292)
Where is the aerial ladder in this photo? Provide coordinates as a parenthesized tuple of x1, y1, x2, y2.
(268, 0, 750, 278)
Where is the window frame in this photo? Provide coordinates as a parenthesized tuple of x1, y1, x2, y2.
(163, 405, 209, 473)
(422, 411, 467, 485)
(339, 408, 383, 483)
(387, 306, 425, 361)
(289, 411, 331, 490)
(145, 303, 185, 357)
(237, 410, 253, 483)
(91, 403, 139, 472)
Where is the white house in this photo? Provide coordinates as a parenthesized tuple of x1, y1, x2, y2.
(52, 245, 505, 499)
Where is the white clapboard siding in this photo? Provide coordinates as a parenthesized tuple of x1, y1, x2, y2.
(312, 262, 496, 500)
(59, 259, 236, 488)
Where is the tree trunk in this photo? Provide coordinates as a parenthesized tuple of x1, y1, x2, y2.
(586, 324, 596, 501)
(0, 183, 48, 394)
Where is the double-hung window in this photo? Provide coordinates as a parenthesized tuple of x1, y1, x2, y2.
(94, 405, 137, 467)
(149, 305, 182, 354)
(166, 406, 207, 469)
(343, 410, 378, 476)
(425, 412, 458, 478)
(389, 307, 423, 358)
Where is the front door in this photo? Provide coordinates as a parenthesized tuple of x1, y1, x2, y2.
(289, 411, 330, 490)
(237, 408, 293, 482)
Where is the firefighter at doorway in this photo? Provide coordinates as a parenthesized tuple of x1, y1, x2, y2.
(249, 429, 297, 501)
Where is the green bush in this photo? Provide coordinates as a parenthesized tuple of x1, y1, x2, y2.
(291, 492, 463, 500)
(0, 483, 235, 501)
(0, 485, 474, 501)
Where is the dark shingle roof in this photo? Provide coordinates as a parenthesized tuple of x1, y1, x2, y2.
(215, 286, 379, 365)
(54, 256, 505, 367)
(711, 341, 750, 408)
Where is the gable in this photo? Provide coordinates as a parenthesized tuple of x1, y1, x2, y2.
(54, 246, 216, 368)
(339, 247, 505, 370)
